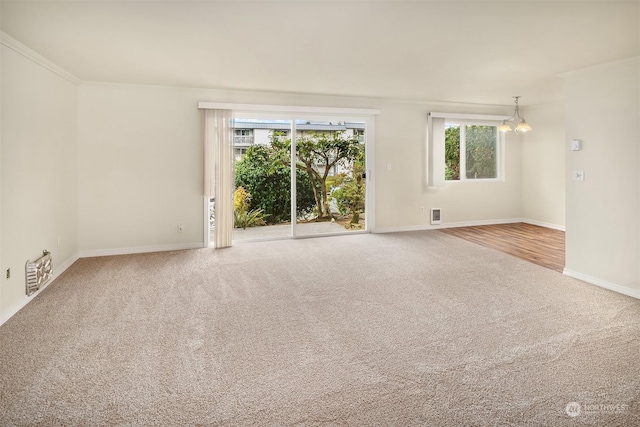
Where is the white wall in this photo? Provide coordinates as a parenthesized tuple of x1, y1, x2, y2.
(0, 18, 3, 325)
(521, 102, 566, 229)
(564, 59, 639, 293)
(375, 103, 523, 230)
(254, 129, 271, 146)
(77, 84, 204, 254)
(77, 83, 525, 252)
(0, 11, 4, 324)
(1, 45, 78, 317)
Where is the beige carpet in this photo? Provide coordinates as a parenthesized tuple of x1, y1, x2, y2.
(0, 231, 639, 426)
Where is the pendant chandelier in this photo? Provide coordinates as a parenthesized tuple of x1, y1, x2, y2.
(498, 96, 532, 133)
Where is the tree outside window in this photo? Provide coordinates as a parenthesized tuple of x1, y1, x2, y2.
(445, 123, 498, 181)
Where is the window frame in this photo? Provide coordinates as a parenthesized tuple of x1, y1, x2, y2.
(428, 112, 510, 188)
(444, 120, 504, 182)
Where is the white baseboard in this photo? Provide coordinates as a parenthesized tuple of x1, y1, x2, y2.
(563, 269, 640, 300)
(373, 218, 522, 234)
(78, 242, 204, 258)
(1, 242, 204, 326)
(374, 218, 565, 234)
(522, 218, 565, 231)
(0, 253, 80, 327)
(373, 224, 433, 234)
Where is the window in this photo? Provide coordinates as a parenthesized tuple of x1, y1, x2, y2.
(445, 123, 499, 181)
(234, 147, 248, 162)
(234, 128, 253, 147)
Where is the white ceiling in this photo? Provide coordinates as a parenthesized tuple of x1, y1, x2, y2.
(1, 1, 638, 106)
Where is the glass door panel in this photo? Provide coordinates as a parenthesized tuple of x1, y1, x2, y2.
(233, 119, 293, 241)
(295, 119, 366, 236)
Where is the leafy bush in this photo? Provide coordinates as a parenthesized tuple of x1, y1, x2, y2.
(332, 147, 365, 224)
(235, 145, 316, 223)
(233, 186, 267, 229)
(445, 124, 497, 180)
(445, 125, 460, 180)
(234, 208, 268, 229)
(465, 125, 497, 179)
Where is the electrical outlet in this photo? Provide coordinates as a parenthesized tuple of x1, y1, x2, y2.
(573, 171, 585, 181)
(6, 268, 10, 279)
(178, 225, 184, 233)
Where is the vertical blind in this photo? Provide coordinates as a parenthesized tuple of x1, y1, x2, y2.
(427, 115, 446, 188)
(204, 109, 234, 248)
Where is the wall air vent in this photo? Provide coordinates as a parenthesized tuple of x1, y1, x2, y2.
(25, 250, 52, 296)
(430, 208, 441, 225)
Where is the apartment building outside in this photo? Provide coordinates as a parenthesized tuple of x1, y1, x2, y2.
(233, 121, 366, 162)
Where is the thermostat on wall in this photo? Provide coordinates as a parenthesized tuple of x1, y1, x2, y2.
(571, 139, 581, 151)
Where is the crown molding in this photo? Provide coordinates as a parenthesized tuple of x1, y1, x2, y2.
(1, 32, 81, 85)
(558, 56, 640, 80)
(82, 80, 520, 113)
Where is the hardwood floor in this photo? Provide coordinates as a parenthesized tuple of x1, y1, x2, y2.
(439, 222, 565, 272)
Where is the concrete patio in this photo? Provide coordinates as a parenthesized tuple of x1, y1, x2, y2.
(210, 221, 354, 243)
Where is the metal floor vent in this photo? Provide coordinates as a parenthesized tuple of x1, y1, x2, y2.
(430, 208, 442, 225)
(25, 250, 52, 296)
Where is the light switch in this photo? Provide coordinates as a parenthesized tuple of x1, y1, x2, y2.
(571, 139, 581, 151)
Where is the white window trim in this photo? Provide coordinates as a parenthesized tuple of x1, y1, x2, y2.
(428, 112, 506, 187)
(429, 112, 510, 121)
(198, 102, 380, 117)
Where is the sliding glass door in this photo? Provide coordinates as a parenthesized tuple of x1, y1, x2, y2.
(229, 114, 369, 242)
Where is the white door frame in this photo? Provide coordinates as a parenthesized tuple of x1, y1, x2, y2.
(200, 103, 379, 245)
